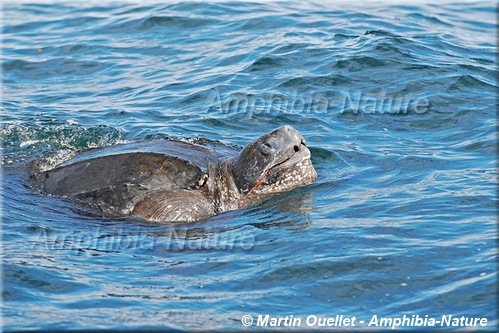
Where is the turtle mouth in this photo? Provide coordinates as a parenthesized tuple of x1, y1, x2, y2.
(247, 140, 310, 195)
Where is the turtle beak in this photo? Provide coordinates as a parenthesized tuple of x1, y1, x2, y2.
(266, 126, 306, 169)
(231, 125, 310, 195)
(247, 126, 308, 194)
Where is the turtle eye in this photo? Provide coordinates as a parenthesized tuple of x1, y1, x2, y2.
(259, 140, 275, 155)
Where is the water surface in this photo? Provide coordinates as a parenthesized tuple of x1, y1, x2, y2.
(1, 1, 497, 331)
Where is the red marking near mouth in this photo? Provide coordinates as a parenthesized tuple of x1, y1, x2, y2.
(248, 168, 271, 195)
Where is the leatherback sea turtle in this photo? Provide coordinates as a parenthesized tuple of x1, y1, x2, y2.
(32, 125, 317, 222)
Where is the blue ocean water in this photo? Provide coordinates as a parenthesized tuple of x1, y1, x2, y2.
(1, 1, 497, 331)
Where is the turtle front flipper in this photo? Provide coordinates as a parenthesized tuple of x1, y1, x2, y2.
(132, 190, 215, 222)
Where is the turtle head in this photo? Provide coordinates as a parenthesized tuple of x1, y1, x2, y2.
(230, 125, 317, 195)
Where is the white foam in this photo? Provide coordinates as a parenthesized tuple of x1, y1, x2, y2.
(19, 140, 39, 148)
